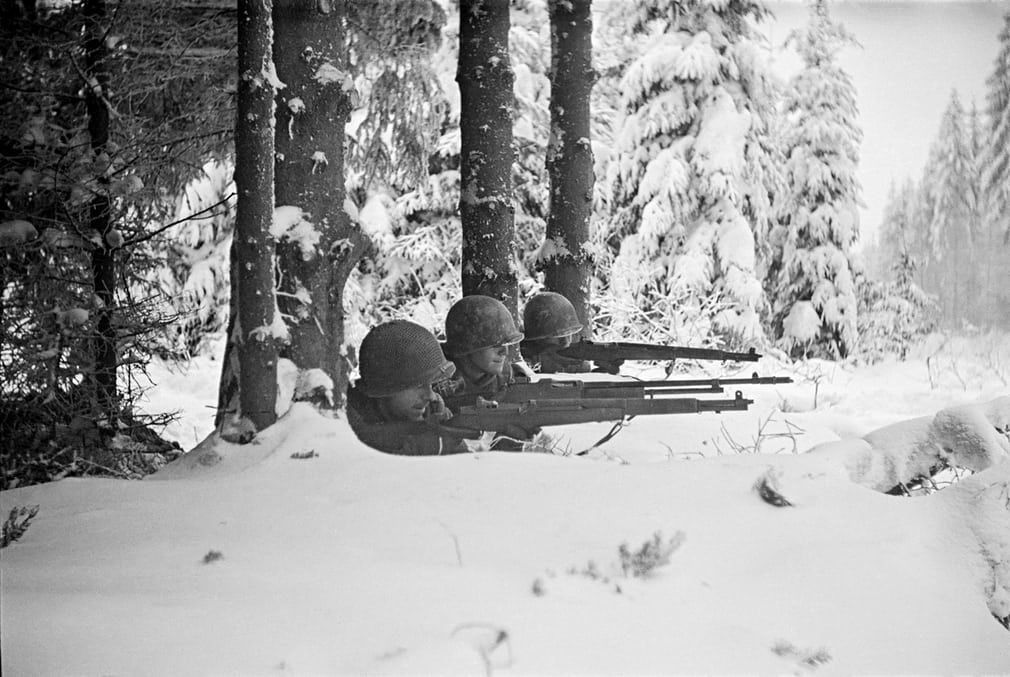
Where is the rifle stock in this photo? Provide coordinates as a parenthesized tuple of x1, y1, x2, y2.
(443, 392, 753, 434)
(556, 340, 761, 364)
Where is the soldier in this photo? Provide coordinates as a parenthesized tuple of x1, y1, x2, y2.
(438, 295, 525, 407)
(346, 320, 470, 456)
(439, 295, 537, 446)
(519, 291, 593, 374)
(521, 291, 627, 374)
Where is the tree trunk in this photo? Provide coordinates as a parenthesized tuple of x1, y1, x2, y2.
(83, 0, 117, 415)
(545, 0, 594, 339)
(233, 0, 279, 432)
(457, 0, 517, 317)
(273, 0, 366, 410)
(214, 235, 241, 428)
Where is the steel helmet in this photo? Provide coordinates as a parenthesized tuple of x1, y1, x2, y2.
(357, 320, 456, 397)
(522, 291, 583, 341)
(443, 295, 524, 357)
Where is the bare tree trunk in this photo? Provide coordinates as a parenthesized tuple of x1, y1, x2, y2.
(83, 0, 117, 415)
(545, 0, 594, 339)
(457, 0, 517, 317)
(233, 0, 279, 432)
(273, 0, 366, 409)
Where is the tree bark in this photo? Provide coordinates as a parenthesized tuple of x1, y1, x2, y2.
(545, 0, 594, 339)
(83, 0, 117, 415)
(273, 0, 366, 410)
(233, 0, 279, 432)
(457, 0, 517, 317)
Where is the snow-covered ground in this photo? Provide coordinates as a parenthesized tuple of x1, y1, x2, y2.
(2, 333, 1009, 676)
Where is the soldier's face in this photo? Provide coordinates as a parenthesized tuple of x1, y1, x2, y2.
(470, 345, 508, 375)
(385, 384, 436, 422)
(542, 334, 574, 349)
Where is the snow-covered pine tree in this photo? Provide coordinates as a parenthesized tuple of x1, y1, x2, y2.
(978, 11, 1010, 327)
(874, 179, 918, 281)
(856, 251, 938, 363)
(857, 180, 938, 361)
(981, 12, 1010, 246)
(917, 89, 982, 328)
(768, 0, 862, 360)
(601, 0, 778, 345)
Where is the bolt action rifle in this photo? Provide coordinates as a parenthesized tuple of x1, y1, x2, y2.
(441, 391, 754, 438)
(496, 374, 793, 401)
(552, 340, 761, 374)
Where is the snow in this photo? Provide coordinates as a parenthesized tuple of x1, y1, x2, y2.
(3, 336, 1009, 675)
(271, 205, 321, 259)
(313, 62, 354, 93)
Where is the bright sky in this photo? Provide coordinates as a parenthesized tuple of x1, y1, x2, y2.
(763, 1, 1010, 249)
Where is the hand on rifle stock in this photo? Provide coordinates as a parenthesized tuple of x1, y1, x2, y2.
(591, 358, 624, 375)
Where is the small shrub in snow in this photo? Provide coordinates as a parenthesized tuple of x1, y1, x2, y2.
(536, 531, 687, 596)
(771, 640, 832, 669)
(202, 550, 223, 564)
(618, 531, 686, 578)
(1, 505, 39, 548)
(711, 413, 805, 455)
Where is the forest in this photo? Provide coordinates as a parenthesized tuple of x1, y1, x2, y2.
(2, 1, 1010, 673)
(1, 0, 1009, 482)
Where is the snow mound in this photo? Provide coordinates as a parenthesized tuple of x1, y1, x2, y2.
(149, 403, 366, 481)
(835, 395, 1010, 491)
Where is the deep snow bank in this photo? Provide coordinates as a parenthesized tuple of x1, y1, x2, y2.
(1, 402, 1008, 676)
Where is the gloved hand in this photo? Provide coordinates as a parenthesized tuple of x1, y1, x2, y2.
(424, 393, 453, 423)
(499, 423, 541, 441)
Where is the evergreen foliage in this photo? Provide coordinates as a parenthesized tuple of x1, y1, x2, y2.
(856, 254, 938, 363)
(599, 0, 778, 345)
(980, 12, 1010, 246)
(1, 1, 232, 486)
(873, 62, 1007, 332)
(917, 90, 983, 325)
(767, 0, 862, 359)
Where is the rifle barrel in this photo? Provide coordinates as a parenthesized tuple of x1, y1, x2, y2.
(557, 340, 761, 363)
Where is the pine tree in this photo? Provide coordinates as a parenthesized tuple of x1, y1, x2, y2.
(981, 12, 1010, 246)
(543, 0, 594, 337)
(1, 0, 234, 479)
(769, 0, 862, 359)
(272, 0, 370, 410)
(875, 179, 918, 282)
(601, 0, 778, 343)
(232, 0, 280, 433)
(979, 11, 1010, 327)
(457, 0, 518, 314)
(918, 89, 981, 328)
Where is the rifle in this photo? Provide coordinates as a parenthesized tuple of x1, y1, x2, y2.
(496, 374, 793, 401)
(556, 340, 761, 365)
(442, 392, 753, 436)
